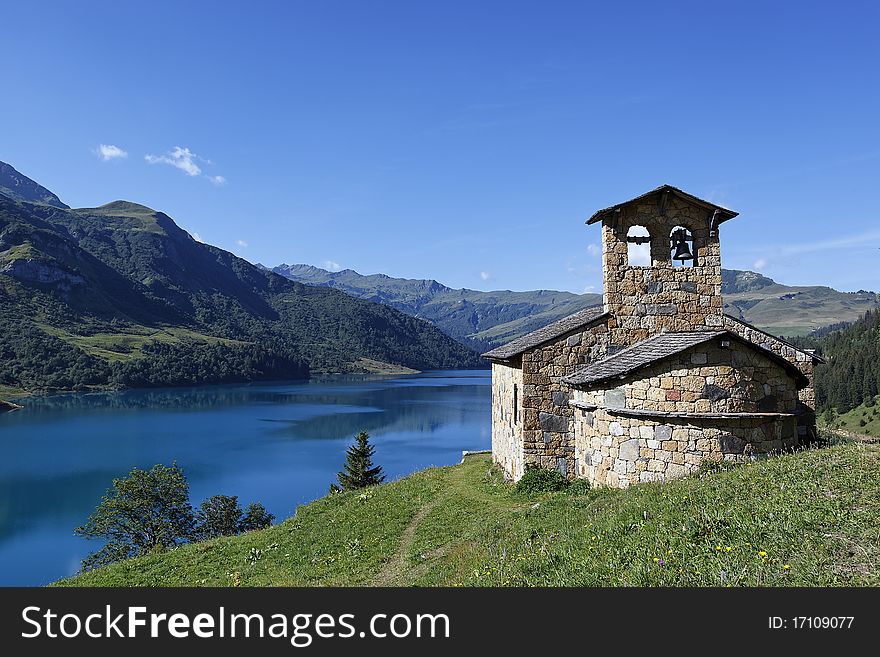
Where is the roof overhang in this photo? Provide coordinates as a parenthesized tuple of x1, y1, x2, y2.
(586, 184, 738, 226)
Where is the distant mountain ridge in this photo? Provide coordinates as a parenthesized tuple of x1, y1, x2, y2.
(270, 263, 879, 347)
(0, 161, 481, 394)
(266, 263, 603, 351)
(0, 161, 69, 209)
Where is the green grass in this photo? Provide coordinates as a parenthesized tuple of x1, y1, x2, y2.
(0, 385, 29, 399)
(821, 398, 880, 438)
(0, 241, 46, 263)
(74, 201, 166, 234)
(57, 442, 880, 587)
(37, 324, 251, 362)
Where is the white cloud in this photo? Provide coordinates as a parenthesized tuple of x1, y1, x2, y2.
(145, 146, 227, 186)
(323, 260, 342, 272)
(586, 243, 601, 257)
(191, 232, 203, 242)
(480, 271, 491, 281)
(752, 258, 768, 270)
(236, 239, 248, 248)
(583, 284, 596, 293)
(145, 146, 202, 176)
(95, 144, 128, 161)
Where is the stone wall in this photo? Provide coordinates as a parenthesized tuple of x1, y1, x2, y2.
(570, 340, 801, 487)
(491, 361, 524, 479)
(723, 315, 818, 439)
(602, 195, 723, 343)
(518, 319, 613, 478)
(572, 412, 798, 488)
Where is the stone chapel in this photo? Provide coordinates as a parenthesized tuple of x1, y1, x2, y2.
(483, 185, 823, 488)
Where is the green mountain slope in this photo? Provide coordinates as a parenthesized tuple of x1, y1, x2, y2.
(0, 167, 481, 393)
(269, 264, 603, 351)
(0, 161, 69, 209)
(59, 443, 880, 587)
(270, 263, 879, 348)
(720, 269, 878, 337)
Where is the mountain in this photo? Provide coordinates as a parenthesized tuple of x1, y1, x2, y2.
(267, 263, 604, 351)
(0, 164, 481, 394)
(720, 270, 878, 338)
(270, 264, 879, 348)
(0, 161, 69, 209)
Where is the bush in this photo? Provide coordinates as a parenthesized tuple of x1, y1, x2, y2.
(565, 479, 592, 496)
(515, 467, 569, 495)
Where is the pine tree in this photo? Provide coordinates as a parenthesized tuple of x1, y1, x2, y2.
(333, 431, 385, 491)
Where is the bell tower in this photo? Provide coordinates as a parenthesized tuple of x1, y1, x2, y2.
(588, 185, 738, 346)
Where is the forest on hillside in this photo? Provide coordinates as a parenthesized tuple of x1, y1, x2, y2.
(789, 309, 880, 414)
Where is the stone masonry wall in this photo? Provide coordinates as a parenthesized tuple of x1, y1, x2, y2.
(570, 340, 801, 488)
(602, 195, 723, 344)
(518, 319, 614, 478)
(491, 361, 524, 479)
(723, 315, 817, 439)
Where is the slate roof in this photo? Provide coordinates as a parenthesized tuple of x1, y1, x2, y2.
(562, 330, 810, 388)
(562, 332, 725, 386)
(481, 306, 609, 361)
(723, 313, 826, 364)
(586, 184, 738, 225)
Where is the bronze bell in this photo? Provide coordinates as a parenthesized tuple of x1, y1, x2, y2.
(671, 231, 694, 262)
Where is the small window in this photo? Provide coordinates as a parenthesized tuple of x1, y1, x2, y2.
(513, 384, 518, 424)
(626, 226, 651, 266)
(670, 226, 695, 267)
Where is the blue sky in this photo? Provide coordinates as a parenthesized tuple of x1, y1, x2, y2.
(2, 1, 878, 293)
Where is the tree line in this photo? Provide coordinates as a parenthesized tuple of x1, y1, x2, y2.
(788, 309, 880, 414)
(75, 463, 275, 572)
(0, 322, 309, 392)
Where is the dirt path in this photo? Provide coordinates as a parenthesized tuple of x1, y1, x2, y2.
(371, 501, 437, 586)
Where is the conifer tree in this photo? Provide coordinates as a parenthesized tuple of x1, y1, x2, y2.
(333, 431, 385, 491)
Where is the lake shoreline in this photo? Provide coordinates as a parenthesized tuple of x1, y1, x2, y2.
(0, 369, 491, 585)
(1, 362, 489, 409)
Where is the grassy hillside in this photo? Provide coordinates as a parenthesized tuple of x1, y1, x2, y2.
(820, 397, 880, 437)
(60, 442, 880, 587)
(723, 285, 877, 337)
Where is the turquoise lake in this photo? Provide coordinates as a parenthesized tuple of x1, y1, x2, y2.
(0, 369, 490, 586)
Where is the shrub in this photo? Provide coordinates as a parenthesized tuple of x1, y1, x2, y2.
(565, 479, 592, 496)
(515, 467, 569, 495)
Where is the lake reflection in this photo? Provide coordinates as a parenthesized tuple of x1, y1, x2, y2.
(0, 370, 490, 585)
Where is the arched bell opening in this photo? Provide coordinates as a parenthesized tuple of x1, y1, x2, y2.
(626, 225, 651, 266)
(670, 226, 696, 267)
